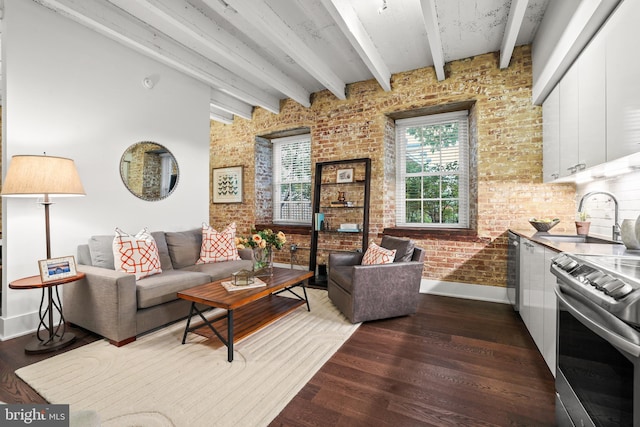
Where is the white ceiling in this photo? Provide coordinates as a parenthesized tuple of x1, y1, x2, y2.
(30, 0, 554, 123)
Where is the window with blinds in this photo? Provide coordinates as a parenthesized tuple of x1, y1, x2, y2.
(395, 111, 469, 228)
(272, 134, 312, 224)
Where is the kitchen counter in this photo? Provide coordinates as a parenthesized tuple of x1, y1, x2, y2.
(509, 228, 634, 256)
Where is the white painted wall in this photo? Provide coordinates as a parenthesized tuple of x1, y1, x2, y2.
(0, 0, 212, 339)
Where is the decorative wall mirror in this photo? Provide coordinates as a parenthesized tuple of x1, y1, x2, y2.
(120, 142, 179, 201)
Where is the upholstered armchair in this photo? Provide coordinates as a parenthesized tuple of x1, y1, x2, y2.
(328, 236, 426, 323)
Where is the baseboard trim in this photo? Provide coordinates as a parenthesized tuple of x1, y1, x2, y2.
(0, 310, 42, 341)
(420, 279, 509, 304)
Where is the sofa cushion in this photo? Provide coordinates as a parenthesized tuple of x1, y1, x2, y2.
(197, 223, 241, 264)
(380, 235, 415, 263)
(113, 228, 163, 280)
(88, 235, 116, 269)
(362, 242, 396, 265)
(182, 259, 253, 282)
(136, 269, 211, 309)
(165, 228, 202, 269)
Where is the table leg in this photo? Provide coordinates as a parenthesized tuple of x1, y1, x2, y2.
(227, 309, 234, 362)
(25, 285, 75, 354)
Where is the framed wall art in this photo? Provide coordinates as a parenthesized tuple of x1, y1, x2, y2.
(336, 168, 354, 183)
(38, 256, 78, 283)
(212, 165, 243, 203)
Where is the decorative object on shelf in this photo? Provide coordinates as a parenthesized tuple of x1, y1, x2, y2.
(528, 217, 560, 232)
(2, 154, 86, 353)
(575, 211, 590, 235)
(235, 228, 287, 276)
(212, 165, 243, 204)
(338, 191, 346, 202)
(336, 168, 354, 183)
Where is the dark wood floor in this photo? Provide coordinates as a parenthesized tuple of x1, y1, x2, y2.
(0, 294, 556, 426)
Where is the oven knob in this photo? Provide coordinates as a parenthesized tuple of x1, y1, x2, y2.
(608, 283, 634, 299)
(560, 259, 579, 271)
(591, 274, 616, 290)
(585, 271, 605, 282)
(601, 278, 625, 294)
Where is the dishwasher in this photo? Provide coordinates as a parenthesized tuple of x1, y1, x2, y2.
(507, 231, 520, 311)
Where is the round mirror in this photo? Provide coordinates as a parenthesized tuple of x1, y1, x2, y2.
(120, 142, 179, 201)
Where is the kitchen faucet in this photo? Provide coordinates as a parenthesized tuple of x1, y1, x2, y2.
(577, 191, 621, 241)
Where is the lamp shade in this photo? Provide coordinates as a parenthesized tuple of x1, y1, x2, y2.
(1, 155, 85, 197)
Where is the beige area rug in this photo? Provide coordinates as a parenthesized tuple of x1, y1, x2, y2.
(16, 288, 359, 427)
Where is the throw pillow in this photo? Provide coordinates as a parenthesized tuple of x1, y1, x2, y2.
(112, 228, 163, 280)
(380, 235, 415, 262)
(197, 222, 241, 264)
(362, 242, 397, 265)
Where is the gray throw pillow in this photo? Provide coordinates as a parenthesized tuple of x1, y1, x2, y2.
(380, 235, 415, 262)
(165, 229, 202, 269)
(88, 235, 116, 269)
(152, 231, 173, 271)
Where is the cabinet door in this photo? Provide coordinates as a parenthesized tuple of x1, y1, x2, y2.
(606, 0, 640, 161)
(528, 242, 545, 353)
(559, 64, 579, 178)
(543, 85, 560, 182)
(519, 239, 532, 327)
(578, 33, 606, 170)
(543, 249, 557, 377)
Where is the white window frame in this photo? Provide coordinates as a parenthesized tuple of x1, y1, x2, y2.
(395, 111, 470, 228)
(272, 134, 312, 225)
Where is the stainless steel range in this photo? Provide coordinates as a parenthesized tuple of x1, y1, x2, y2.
(551, 253, 640, 427)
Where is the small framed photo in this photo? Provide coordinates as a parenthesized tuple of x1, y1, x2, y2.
(336, 168, 354, 183)
(38, 256, 78, 283)
(212, 165, 243, 204)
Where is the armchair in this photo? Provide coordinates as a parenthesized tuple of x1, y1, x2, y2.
(327, 237, 426, 323)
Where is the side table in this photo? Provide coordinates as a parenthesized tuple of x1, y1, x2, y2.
(9, 273, 85, 354)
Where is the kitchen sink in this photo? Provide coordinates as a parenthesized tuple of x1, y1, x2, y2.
(535, 234, 622, 244)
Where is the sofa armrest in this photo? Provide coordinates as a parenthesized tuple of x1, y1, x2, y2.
(63, 264, 138, 344)
(329, 251, 364, 268)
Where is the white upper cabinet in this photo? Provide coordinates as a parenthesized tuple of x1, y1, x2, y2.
(578, 33, 607, 169)
(559, 63, 580, 178)
(543, 86, 560, 182)
(606, 0, 640, 161)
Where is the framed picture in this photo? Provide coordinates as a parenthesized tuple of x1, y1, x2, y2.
(38, 256, 78, 283)
(212, 166, 243, 203)
(336, 168, 354, 183)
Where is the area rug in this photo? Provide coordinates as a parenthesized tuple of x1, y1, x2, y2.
(16, 288, 359, 427)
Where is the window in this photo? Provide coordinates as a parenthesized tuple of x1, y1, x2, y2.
(272, 135, 312, 224)
(396, 111, 469, 228)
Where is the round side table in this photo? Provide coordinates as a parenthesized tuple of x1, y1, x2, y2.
(9, 272, 85, 354)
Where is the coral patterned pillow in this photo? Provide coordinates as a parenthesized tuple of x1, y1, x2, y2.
(197, 222, 241, 264)
(113, 228, 162, 280)
(361, 242, 397, 265)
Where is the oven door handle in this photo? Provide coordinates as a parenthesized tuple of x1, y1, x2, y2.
(554, 283, 640, 357)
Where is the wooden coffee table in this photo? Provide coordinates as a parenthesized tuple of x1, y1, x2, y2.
(177, 267, 313, 362)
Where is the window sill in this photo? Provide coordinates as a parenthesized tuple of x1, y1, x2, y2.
(382, 227, 490, 243)
(255, 224, 311, 235)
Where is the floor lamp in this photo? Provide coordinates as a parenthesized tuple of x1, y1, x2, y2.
(2, 154, 85, 353)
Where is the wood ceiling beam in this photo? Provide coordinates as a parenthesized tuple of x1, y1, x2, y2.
(419, 0, 445, 81)
(320, 0, 391, 92)
(33, 0, 280, 114)
(223, 0, 347, 100)
(500, 0, 529, 69)
(113, 0, 310, 108)
(210, 89, 253, 120)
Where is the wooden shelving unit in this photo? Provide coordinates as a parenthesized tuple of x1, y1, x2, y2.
(308, 158, 371, 287)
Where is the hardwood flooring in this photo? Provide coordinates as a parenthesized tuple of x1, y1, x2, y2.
(0, 294, 556, 426)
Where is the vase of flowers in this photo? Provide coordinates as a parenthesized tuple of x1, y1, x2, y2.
(235, 228, 286, 276)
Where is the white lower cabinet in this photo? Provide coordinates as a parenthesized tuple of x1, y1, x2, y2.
(519, 237, 557, 376)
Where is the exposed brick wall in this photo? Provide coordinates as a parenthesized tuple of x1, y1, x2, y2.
(209, 46, 576, 288)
